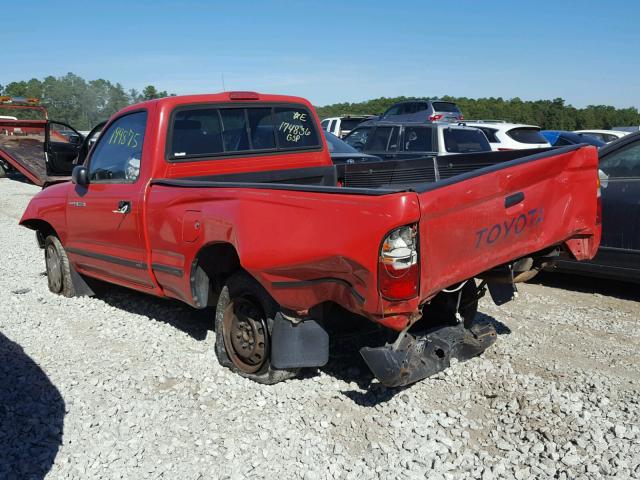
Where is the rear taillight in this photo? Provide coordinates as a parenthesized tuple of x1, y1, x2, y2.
(378, 225, 419, 300)
(459, 115, 464, 121)
(428, 114, 443, 121)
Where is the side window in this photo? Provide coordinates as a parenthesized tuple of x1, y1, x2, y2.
(344, 127, 371, 151)
(403, 126, 434, 152)
(273, 106, 320, 149)
(600, 143, 640, 178)
(384, 105, 401, 117)
(89, 111, 147, 182)
(479, 127, 500, 143)
(366, 127, 393, 151)
(407, 102, 428, 114)
(329, 120, 337, 133)
(320, 119, 330, 130)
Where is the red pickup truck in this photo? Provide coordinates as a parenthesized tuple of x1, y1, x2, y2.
(20, 92, 601, 387)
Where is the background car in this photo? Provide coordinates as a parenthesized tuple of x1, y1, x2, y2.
(343, 121, 491, 159)
(323, 131, 380, 164)
(376, 99, 464, 123)
(551, 132, 640, 282)
(541, 130, 605, 148)
(574, 129, 629, 143)
(464, 121, 550, 150)
(612, 126, 640, 133)
(320, 115, 372, 138)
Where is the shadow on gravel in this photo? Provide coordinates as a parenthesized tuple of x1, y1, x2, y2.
(529, 271, 640, 302)
(92, 283, 211, 340)
(82, 284, 512, 407)
(475, 312, 512, 335)
(0, 332, 65, 480)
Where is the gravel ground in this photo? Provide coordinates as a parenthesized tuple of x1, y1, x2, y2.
(1, 178, 639, 480)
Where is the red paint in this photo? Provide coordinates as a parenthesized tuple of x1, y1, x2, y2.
(19, 93, 601, 332)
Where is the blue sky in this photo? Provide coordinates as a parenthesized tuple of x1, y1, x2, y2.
(3, 1, 639, 108)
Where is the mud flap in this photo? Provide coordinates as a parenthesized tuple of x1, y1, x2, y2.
(271, 313, 329, 369)
(69, 262, 95, 297)
(360, 323, 497, 387)
(487, 282, 517, 306)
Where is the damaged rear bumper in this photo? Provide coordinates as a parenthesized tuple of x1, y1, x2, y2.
(360, 322, 497, 387)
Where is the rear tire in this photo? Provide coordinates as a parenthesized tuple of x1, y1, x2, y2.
(44, 235, 76, 297)
(420, 279, 478, 329)
(0, 162, 7, 178)
(213, 271, 298, 384)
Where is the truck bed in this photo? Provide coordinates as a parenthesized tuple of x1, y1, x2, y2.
(153, 146, 561, 193)
(148, 144, 599, 326)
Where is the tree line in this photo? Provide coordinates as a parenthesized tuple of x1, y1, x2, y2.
(315, 96, 640, 130)
(2, 73, 638, 130)
(0, 73, 173, 130)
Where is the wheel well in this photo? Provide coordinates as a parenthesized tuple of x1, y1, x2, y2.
(21, 220, 58, 248)
(191, 242, 241, 308)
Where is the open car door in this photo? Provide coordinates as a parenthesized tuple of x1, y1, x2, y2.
(45, 121, 84, 176)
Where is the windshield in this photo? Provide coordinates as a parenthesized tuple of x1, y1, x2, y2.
(443, 128, 491, 153)
(324, 131, 360, 153)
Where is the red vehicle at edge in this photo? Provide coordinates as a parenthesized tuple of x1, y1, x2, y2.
(19, 92, 601, 387)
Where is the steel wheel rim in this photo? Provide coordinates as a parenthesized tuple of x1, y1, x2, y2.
(222, 296, 268, 374)
(46, 244, 63, 293)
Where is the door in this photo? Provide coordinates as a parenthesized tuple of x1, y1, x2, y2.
(46, 121, 83, 176)
(594, 141, 640, 272)
(65, 110, 154, 290)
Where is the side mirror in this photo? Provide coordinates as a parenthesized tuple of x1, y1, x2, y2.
(72, 166, 89, 186)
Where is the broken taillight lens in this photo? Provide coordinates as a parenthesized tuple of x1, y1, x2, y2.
(378, 224, 419, 300)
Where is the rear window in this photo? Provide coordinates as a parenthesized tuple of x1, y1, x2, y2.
(506, 127, 547, 144)
(169, 104, 319, 159)
(403, 126, 434, 152)
(339, 118, 363, 132)
(274, 106, 319, 149)
(432, 102, 461, 113)
(443, 128, 491, 153)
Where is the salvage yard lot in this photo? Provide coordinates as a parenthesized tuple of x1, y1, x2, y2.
(1, 178, 639, 479)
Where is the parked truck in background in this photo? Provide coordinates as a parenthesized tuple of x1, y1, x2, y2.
(0, 96, 84, 185)
(19, 91, 601, 387)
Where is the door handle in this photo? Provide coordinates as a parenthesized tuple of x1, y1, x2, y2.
(112, 200, 131, 214)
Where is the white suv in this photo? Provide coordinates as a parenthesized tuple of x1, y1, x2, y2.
(321, 116, 372, 138)
(464, 121, 550, 150)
